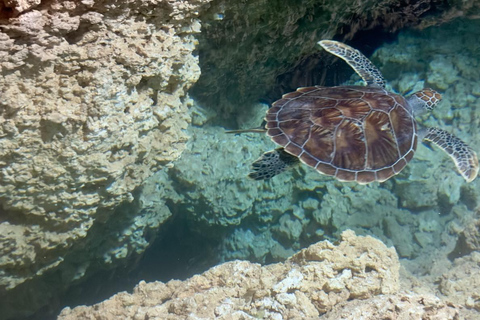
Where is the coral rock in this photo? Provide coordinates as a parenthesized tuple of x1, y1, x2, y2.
(320, 293, 461, 320)
(58, 230, 400, 319)
(0, 0, 209, 318)
(439, 252, 480, 312)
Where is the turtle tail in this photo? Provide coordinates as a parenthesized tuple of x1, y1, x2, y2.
(226, 121, 267, 134)
(225, 127, 266, 134)
(248, 148, 299, 180)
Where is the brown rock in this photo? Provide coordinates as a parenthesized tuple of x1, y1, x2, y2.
(0, 0, 209, 318)
(2, 0, 41, 15)
(58, 230, 400, 319)
(439, 252, 480, 312)
(320, 293, 461, 320)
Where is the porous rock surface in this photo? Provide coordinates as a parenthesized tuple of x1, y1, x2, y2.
(458, 218, 480, 252)
(58, 230, 400, 319)
(320, 293, 461, 320)
(0, 0, 209, 316)
(157, 123, 296, 228)
(439, 251, 480, 312)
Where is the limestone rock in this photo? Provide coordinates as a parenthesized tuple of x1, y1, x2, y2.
(451, 218, 480, 256)
(1, 0, 40, 15)
(221, 228, 296, 263)
(320, 293, 461, 320)
(439, 252, 480, 312)
(159, 125, 297, 227)
(0, 0, 209, 318)
(58, 230, 400, 319)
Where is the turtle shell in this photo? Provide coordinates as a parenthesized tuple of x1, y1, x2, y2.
(266, 85, 417, 183)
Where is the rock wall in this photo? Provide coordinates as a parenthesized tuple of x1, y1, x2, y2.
(0, 0, 209, 318)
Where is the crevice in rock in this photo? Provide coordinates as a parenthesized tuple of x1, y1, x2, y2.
(14, 205, 221, 320)
(64, 20, 99, 45)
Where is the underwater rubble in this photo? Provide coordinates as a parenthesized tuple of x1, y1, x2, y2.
(58, 230, 471, 319)
(58, 231, 403, 319)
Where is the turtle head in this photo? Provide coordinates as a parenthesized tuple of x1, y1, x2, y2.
(407, 88, 442, 115)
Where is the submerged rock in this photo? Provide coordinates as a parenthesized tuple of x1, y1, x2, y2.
(320, 293, 461, 320)
(0, 0, 209, 318)
(58, 230, 400, 319)
(439, 251, 480, 312)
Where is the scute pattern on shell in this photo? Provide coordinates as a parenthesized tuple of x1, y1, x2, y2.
(266, 86, 417, 183)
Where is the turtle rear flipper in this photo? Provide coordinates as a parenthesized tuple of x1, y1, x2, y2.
(248, 148, 299, 180)
(318, 40, 386, 88)
(423, 127, 479, 182)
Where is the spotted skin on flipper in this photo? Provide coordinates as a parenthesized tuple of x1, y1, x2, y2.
(319, 40, 386, 88)
(248, 148, 299, 180)
(424, 127, 479, 182)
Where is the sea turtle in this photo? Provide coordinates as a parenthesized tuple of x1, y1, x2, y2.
(231, 40, 479, 184)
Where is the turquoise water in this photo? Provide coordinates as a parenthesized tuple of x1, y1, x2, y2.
(55, 16, 480, 320)
(177, 17, 480, 265)
(158, 15, 480, 314)
(1, 3, 480, 319)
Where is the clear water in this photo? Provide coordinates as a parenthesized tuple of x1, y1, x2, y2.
(154, 16, 480, 317)
(2, 3, 480, 320)
(126, 16, 480, 319)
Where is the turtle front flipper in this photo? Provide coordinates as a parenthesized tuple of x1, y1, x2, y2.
(248, 148, 299, 180)
(319, 40, 386, 88)
(423, 127, 479, 182)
